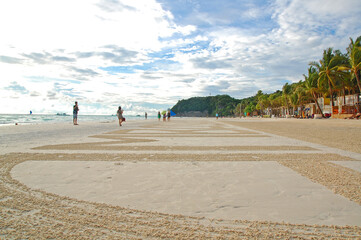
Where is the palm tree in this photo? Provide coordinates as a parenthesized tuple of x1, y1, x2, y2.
(290, 92, 299, 116)
(256, 94, 270, 116)
(269, 92, 283, 116)
(310, 48, 349, 110)
(339, 36, 361, 95)
(303, 66, 324, 117)
(282, 83, 292, 115)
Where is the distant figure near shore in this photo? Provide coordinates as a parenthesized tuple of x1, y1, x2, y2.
(145, 112, 147, 120)
(117, 106, 124, 126)
(158, 111, 161, 121)
(167, 110, 171, 121)
(73, 101, 79, 125)
(216, 113, 219, 119)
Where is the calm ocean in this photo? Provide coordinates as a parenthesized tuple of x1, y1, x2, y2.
(0, 114, 154, 126)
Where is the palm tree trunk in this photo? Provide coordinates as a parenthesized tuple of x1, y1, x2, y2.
(326, 75, 337, 117)
(313, 93, 324, 117)
(355, 69, 361, 93)
(285, 97, 290, 115)
(354, 70, 361, 113)
(328, 78, 334, 107)
(354, 69, 361, 113)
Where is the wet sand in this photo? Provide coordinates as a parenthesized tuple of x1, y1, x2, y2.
(1, 118, 361, 239)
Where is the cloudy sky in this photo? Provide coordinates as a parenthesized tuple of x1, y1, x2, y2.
(1, 0, 360, 115)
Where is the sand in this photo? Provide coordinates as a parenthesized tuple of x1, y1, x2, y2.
(1, 118, 361, 239)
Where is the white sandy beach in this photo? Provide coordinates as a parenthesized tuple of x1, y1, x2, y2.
(1, 118, 361, 238)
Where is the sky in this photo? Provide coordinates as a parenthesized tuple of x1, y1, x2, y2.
(0, 0, 360, 115)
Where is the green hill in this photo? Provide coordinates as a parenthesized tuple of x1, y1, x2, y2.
(171, 95, 241, 117)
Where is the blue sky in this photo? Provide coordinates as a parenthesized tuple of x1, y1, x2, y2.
(0, 0, 360, 115)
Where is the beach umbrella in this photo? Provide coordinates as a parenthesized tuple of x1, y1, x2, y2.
(170, 110, 176, 116)
(161, 110, 167, 115)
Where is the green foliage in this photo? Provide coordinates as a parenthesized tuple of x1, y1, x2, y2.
(171, 95, 241, 116)
(244, 103, 255, 114)
(341, 36, 361, 92)
(237, 95, 257, 116)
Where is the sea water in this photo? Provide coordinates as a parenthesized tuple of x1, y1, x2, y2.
(0, 114, 155, 126)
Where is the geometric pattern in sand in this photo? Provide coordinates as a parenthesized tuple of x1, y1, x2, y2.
(2, 118, 361, 238)
(11, 160, 361, 226)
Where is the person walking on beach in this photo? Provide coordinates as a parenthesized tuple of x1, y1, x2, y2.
(117, 106, 124, 126)
(145, 112, 147, 120)
(73, 101, 79, 125)
(158, 111, 161, 121)
(167, 110, 171, 121)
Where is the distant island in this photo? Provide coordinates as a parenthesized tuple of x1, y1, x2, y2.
(171, 95, 242, 117)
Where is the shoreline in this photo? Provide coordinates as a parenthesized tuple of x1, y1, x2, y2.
(0, 113, 156, 127)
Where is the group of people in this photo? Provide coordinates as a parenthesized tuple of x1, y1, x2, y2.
(158, 110, 171, 121)
(73, 102, 125, 127)
(72, 102, 171, 127)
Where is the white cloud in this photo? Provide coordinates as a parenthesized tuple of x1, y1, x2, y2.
(0, 0, 360, 115)
(0, 0, 194, 52)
